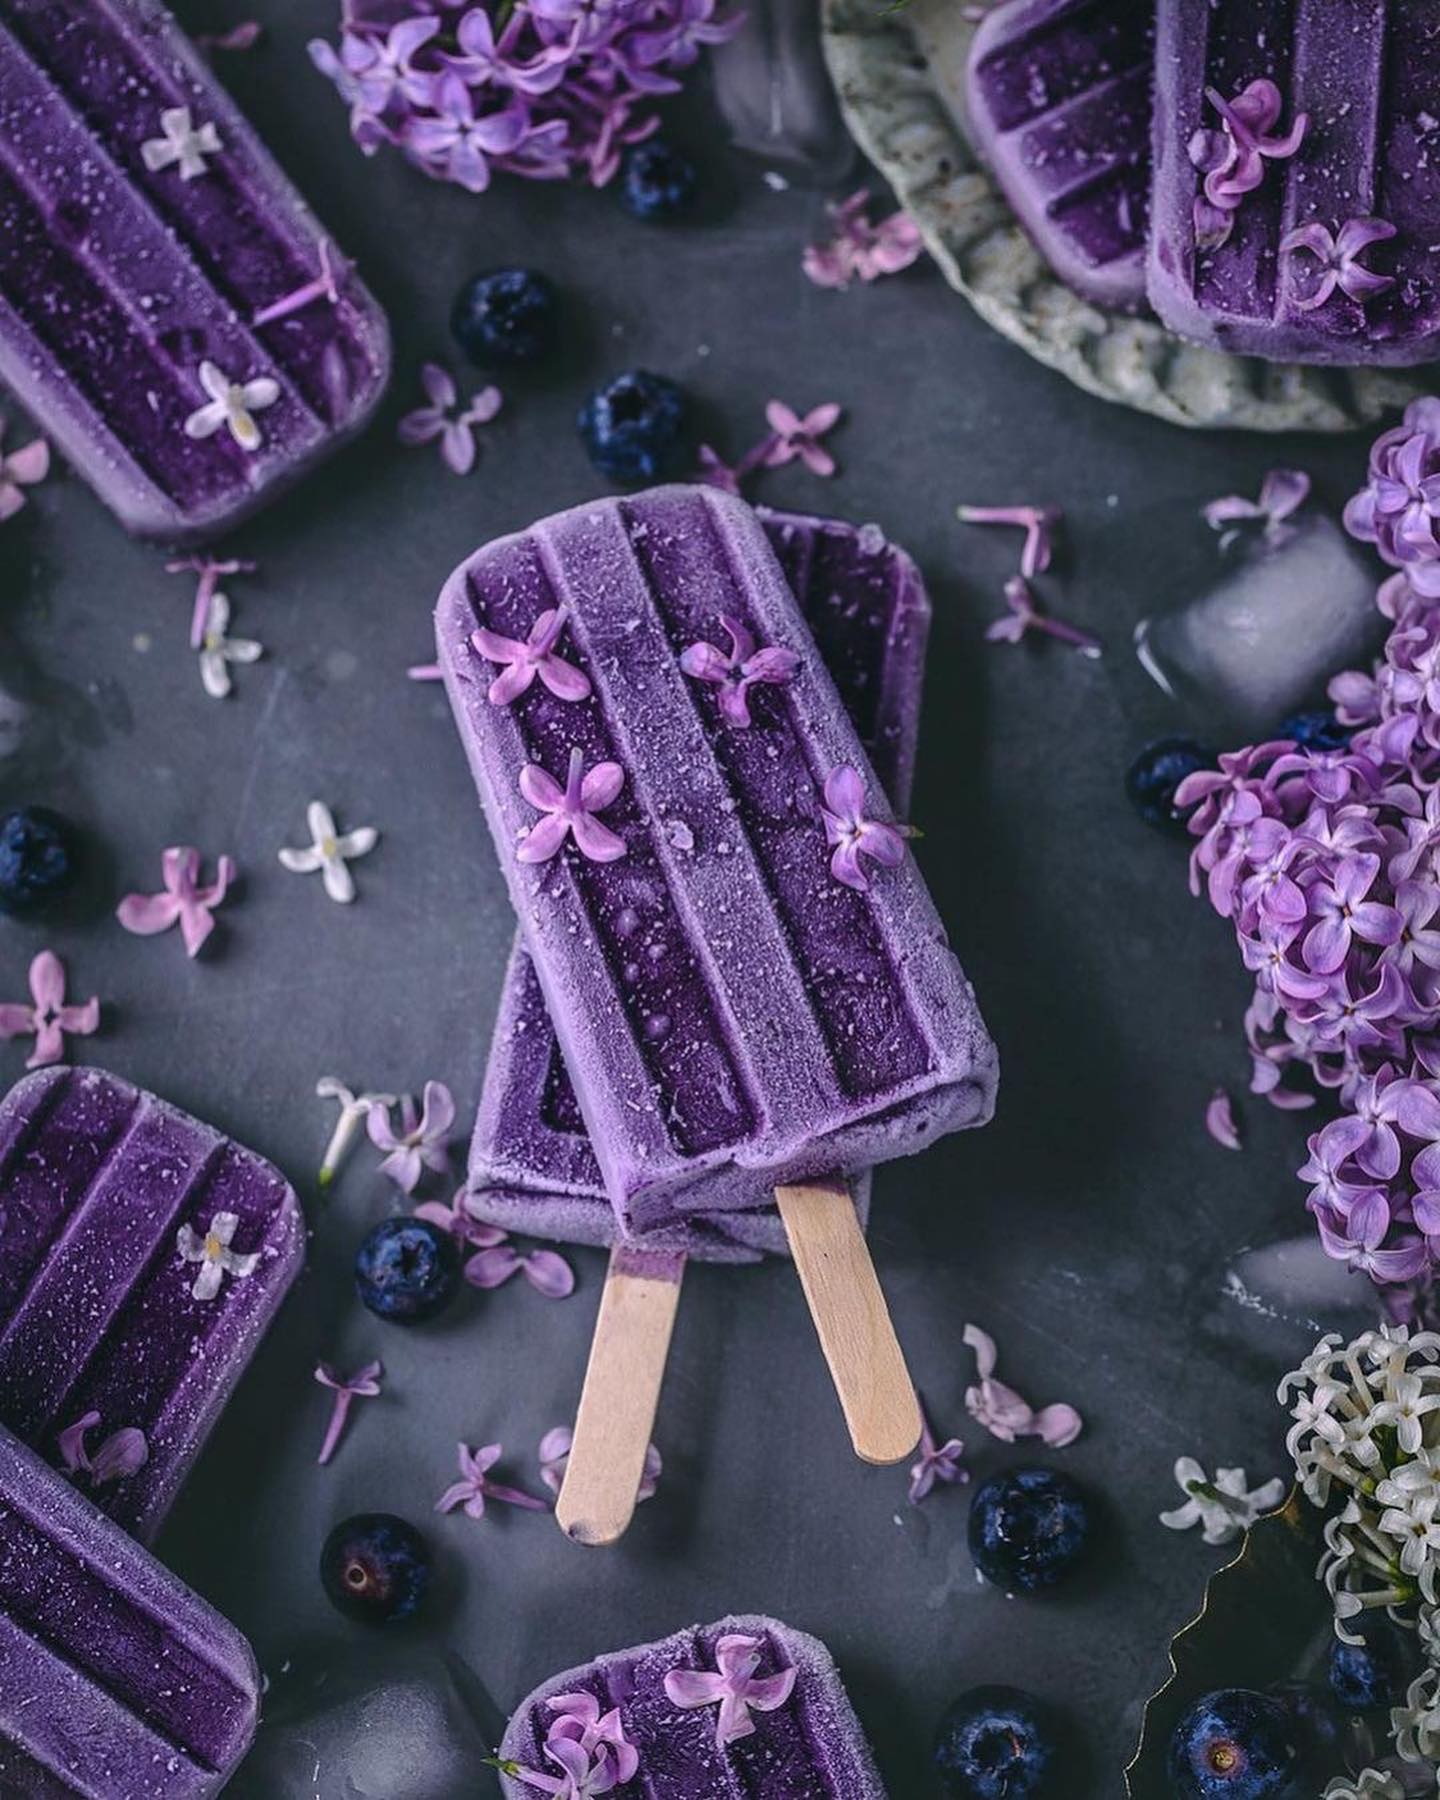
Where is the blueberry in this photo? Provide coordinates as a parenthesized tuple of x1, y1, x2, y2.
(1125, 738, 1215, 836)
(1328, 1628, 1409, 1711)
(1277, 709, 1354, 754)
(620, 141, 698, 221)
(933, 1685, 1059, 1800)
(0, 807, 80, 916)
(450, 268, 559, 367)
(355, 1217, 460, 1324)
(1266, 1682, 1343, 1769)
(321, 1513, 431, 1624)
(1168, 1689, 1307, 1800)
(577, 369, 689, 485)
(967, 1467, 1092, 1594)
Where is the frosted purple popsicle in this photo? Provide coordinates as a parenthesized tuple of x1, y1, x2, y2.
(0, 1066, 304, 1542)
(498, 1615, 886, 1800)
(466, 508, 930, 1262)
(967, 0, 1154, 312)
(436, 486, 997, 1240)
(0, 1421, 259, 1799)
(1148, 0, 1440, 364)
(0, 0, 390, 541)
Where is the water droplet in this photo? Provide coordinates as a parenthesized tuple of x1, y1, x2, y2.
(643, 1014, 672, 1042)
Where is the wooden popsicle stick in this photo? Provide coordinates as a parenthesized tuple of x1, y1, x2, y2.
(776, 1180, 922, 1466)
(555, 1246, 684, 1547)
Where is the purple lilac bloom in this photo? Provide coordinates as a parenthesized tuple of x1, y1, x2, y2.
(309, 0, 741, 191)
(1179, 401, 1440, 1314)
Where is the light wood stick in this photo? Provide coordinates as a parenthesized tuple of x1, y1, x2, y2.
(776, 1180, 921, 1466)
(555, 1246, 684, 1546)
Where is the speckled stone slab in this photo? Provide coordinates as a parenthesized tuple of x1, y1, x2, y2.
(820, 0, 1435, 432)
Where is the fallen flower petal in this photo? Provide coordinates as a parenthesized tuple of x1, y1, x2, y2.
(908, 1396, 967, 1504)
(314, 1360, 384, 1466)
(315, 1077, 397, 1189)
(1159, 1454, 1285, 1545)
(0, 951, 100, 1069)
(116, 846, 236, 958)
(963, 1321, 1083, 1446)
(986, 576, 1102, 659)
(539, 1425, 661, 1501)
(957, 502, 1060, 579)
(1206, 1087, 1243, 1151)
(464, 1241, 575, 1298)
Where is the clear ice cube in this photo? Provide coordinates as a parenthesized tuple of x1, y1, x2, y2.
(1133, 514, 1385, 744)
(708, 0, 856, 183)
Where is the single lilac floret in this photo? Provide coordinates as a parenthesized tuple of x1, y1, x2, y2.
(116, 846, 236, 957)
(760, 400, 841, 477)
(315, 1360, 383, 1466)
(517, 748, 627, 864)
(662, 1633, 797, 1747)
(471, 606, 591, 706)
(435, 1441, 548, 1519)
(818, 766, 908, 893)
(803, 189, 924, 289)
(986, 576, 1101, 657)
(908, 1398, 967, 1504)
(57, 1412, 148, 1488)
(1189, 79, 1308, 251)
(679, 616, 800, 727)
(1282, 218, 1398, 312)
(1203, 469, 1311, 548)
(538, 1426, 661, 1502)
(367, 1081, 455, 1194)
(0, 950, 100, 1069)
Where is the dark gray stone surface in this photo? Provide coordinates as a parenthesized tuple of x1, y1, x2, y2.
(0, 4, 1397, 1792)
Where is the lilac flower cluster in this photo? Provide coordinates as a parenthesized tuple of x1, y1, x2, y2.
(309, 0, 740, 193)
(1179, 399, 1440, 1311)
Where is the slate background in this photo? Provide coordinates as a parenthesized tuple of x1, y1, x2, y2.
(0, 5, 1400, 1792)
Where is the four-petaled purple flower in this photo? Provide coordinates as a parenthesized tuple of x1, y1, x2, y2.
(1189, 79, 1308, 250)
(465, 1239, 575, 1298)
(471, 606, 591, 706)
(1203, 469, 1310, 549)
(802, 189, 924, 289)
(116, 846, 237, 959)
(397, 363, 502, 475)
(679, 617, 800, 727)
(404, 77, 531, 193)
(819, 766, 909, 894)
(367, 1081, 455, 1193)
(908, 1399, 967, 1504)
(1282, 217, 1397, 312)
(517, 748, 627, 864)
(663, 1634, 798, 1748)
(986, 576, 1102, 658)
(435, 1441, 549, 1519)
(58, 1412, 148, 1488)
(1302, 853, 1402, 975)
(314, 1360, 383, 1467)
(0, 951, 100, 1069)
(761, 400, 842, 477)
(1345, 398, 1440, 597)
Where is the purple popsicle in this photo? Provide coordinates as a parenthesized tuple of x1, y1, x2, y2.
(1148, 0, 1440, 364)
(0, 1066, 303, 1543)
(0, 1421, 259, 1799)
(436, 486, 996, 1241)
(966, 0, 1154, 313)
(0, 0, 390, 542)
(498, 1615, 886, 1800)
(466, 508, 930, 1262)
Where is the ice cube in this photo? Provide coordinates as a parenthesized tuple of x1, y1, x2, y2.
(708, 0, 856, 183)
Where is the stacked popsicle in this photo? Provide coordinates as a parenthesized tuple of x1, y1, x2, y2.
(965, 0, 1440, 364)
(0, 1068, 302, 1792)
(438, 485, 998, 1541)
(498, 1615, 886, 1800)
(0, 0, 390, 542)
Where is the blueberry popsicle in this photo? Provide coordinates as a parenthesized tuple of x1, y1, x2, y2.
(966, 0, 1154, 312)
(0, 1066, 304, 1543)
(1148, 0, 1440, 364)
(498, 1615, 885, 1800)
(436, 486, 995, 1238)
(466, 507, 929, 1263)
(0, 1420, 259, 1798)
(0, 0, 390, 542)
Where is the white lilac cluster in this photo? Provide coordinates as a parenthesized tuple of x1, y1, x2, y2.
(1283, 1326, 1440, 1788)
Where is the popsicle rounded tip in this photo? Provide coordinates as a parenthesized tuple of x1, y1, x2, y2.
(851, 1402, 924, 1468)
(556, 1503, 633, 1548)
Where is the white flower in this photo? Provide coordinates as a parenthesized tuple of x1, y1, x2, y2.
(184, 360, 280, 452)
(1420, 1601, 1440, 1666)
(1278, 1333, 1343, 1402)
(176, 1211, 259, 1301)
(1373, 1371, 1440, 1456)
(1393, 1667, 1440, 1764)
(316, 1077, 396, 1189)
(141, 107, 222, 180)
(1379, 1490, 1440, 1579)
(1159, 1457, 1286, 1545)
(279, 802, 378, 904)
(1322, 1772, 1405, 1800)
(197, 592, 262, 699)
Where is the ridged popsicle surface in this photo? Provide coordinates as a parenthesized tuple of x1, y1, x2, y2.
(438, 485, 996, 1237)
(0, 1067, 303, 1541)
(466, 508, 929, 1260)
(0, 0, 389, 539)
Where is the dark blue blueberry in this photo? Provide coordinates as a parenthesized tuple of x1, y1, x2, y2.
(620, 141, 699, 221)
(1277, 709, 1354, 754)
(967, 1467, 1092, 1594)
(1266, 1682, 1343, 1769)
(0, 807, 80, 916)
(1168, 1689, 1307, 1800)
(1125, 738, 1215, 836)
(1328, 1629, 1408, 1712)
(933, 1685, 1059, 1800)
(577, 369, 689, 485)
(355, 1217, 460, 1325)
(321, 1513, 431, 1624)
(450, 267, 559, 367)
